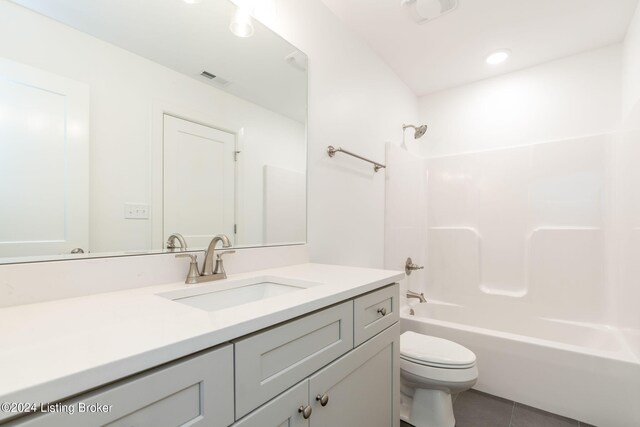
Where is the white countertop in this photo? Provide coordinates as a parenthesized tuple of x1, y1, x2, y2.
(0, 263, 403, 419)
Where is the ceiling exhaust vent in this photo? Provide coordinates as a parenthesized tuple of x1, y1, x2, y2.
(401, 0, 458, 24)
(200, 71, 231, 86)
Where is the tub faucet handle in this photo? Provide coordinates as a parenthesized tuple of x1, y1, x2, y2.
(405, 257, 424, 275)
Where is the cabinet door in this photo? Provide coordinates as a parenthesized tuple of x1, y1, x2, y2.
(233, 381, 309, 427)
(234, 301, 353, 418)
(308, 324, 400, 427)
(7, 345, 234, 427)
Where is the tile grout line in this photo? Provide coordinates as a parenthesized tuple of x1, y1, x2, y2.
(508, 401, 515, 427)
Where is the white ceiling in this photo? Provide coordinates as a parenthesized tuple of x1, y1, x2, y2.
(11, 0, 307, 122)
(322, 0, 640, 96)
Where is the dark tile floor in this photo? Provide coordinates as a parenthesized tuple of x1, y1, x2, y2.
(401, 389, 597, 427)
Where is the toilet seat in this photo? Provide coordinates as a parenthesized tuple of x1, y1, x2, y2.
(400, 332, 479, 427)
(400, 331, 476, 369)
(401, 357, 478, 386)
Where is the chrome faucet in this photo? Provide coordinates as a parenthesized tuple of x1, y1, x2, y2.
(175, 234, 235, 284)
(166, 233, 188, 251)
(406, 290, 427, 303)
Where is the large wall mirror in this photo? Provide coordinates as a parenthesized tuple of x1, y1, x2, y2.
(0, 0, 307, 264)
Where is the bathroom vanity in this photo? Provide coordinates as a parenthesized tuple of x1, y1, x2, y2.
(0, 264, 403, 426)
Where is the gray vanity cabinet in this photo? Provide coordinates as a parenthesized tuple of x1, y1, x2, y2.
(232, 285, 400, 427)
(4, 284, 399, 427)
(5, 344, 234, 427)
(353, 284, 399, 346)
(232, 381, 309, 427)
(308, 324, 400, 427)
(233, 301, 354, 419)
(232, 319, 399, 427)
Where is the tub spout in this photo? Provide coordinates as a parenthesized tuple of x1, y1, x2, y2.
(407, 290, 427, 303)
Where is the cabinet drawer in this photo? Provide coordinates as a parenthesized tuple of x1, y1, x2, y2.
(7, 345, 234, 427)
(353, 284, 399, 346)
(234, 301, 353, 419)
(233, 381, 309, 427)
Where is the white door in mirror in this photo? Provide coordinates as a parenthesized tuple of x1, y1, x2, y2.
(163, 115, 236, 247)
(0, 58, 89, 257)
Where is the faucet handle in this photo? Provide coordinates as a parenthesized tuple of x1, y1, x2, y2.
(213, 250, 235, 277)
(175, 254, 200, 284)
(405, 257, 424, 275)
(216, 250, 236, 260)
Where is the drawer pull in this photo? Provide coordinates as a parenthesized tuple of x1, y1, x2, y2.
(377, 307, 387, 316)
(299, 405, 312, 419)
(316, 393, 329, 407)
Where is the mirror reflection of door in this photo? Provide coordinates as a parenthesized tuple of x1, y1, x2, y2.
(0, 59, 89, 258)
(163, 115, 236, 248)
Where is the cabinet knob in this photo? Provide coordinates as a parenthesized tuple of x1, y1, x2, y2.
(316, 393, 329, 407)
(377, 307, 387, 316)
(299, 405, 312, 419)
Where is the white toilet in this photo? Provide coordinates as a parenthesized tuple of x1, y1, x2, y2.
(400, 331, 478, 427)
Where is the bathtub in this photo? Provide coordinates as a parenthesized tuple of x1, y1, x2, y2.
(401, 302, 640, 427)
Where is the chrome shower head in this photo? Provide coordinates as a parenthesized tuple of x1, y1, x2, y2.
(403, 123, 428, 139)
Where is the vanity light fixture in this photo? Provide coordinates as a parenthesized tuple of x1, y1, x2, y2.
(230, 7, 254, 38)
(486, 49, 511, 65)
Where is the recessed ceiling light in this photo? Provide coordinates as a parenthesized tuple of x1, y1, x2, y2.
(230, 8, 254, 38)
(183, 0, 202, 4)
(486, 49, 511, 65)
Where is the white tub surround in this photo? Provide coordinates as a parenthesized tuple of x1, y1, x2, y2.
(384, 128, 640, 427)
(0, 263, 403, 423)
(401, 303, 640, 427)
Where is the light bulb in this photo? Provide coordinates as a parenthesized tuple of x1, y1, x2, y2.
(486, 49, 511, 65)
(230, 8, 254, 38)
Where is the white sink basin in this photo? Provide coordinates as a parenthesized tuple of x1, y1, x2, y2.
(157, 276, 320, 312)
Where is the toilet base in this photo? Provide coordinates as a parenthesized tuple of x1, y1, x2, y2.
(401, 388, 455, 427)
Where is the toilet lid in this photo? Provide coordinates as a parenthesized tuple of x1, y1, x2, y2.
(400, 331, 476, 369)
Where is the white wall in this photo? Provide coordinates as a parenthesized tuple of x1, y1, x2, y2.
(623, 2, 640, 118)
(384, 144, 427, 301)
(417, 45, 622, 157)
(266, 0, 419, 268)
(0, 1, 305, 253)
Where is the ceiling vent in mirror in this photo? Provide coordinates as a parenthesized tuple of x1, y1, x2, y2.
(200, 71, 230, 86)
(401, 0, 458, 24)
